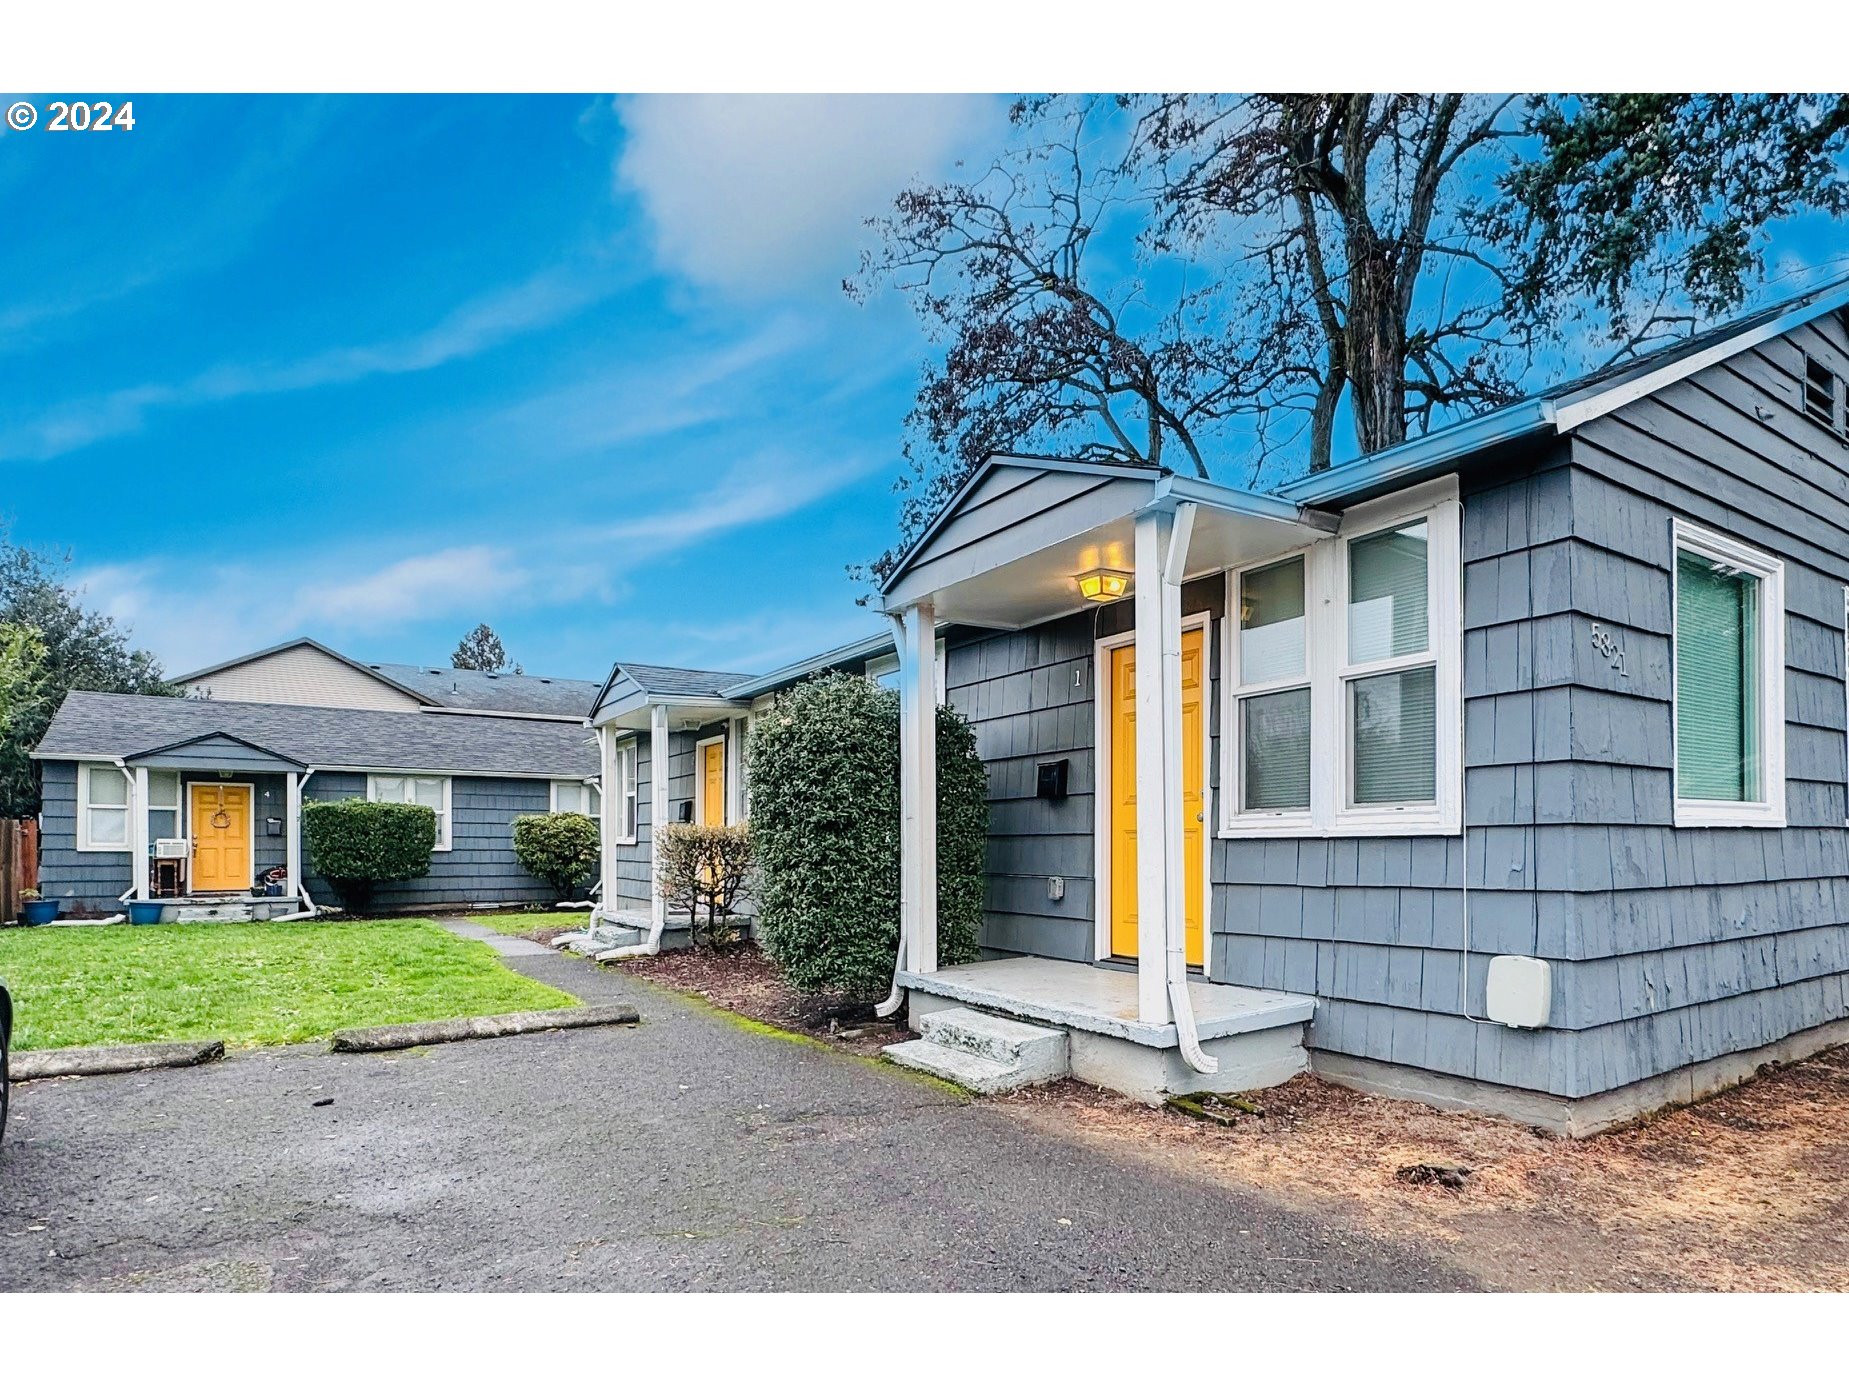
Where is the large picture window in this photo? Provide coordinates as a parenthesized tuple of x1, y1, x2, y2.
(1223, 481, 1461, 837)
(1672, 521, 1784, 827)
(367, 773, 452, 850)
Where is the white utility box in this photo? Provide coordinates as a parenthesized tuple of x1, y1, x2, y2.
(1485, 955, 1552, 1029)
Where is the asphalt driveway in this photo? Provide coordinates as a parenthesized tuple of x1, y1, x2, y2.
(0, 948, 1471, 1291)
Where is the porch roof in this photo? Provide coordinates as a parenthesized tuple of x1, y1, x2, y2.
(878, 455, 1338, 626)
(124, 730, 308, 773)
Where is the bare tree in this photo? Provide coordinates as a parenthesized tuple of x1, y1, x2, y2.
(853, 93, 1849, 583)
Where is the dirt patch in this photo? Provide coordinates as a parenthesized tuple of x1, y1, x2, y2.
(611, 945, 909, 1056)
(996, 1048, 1849, 1292)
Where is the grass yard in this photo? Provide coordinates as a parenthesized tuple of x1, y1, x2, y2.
(466, 910, 592, 936)
(0, 919, 577, 1051)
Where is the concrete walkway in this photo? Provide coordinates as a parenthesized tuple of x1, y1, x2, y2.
(435, 915, 554, 957)
(0, 946, 1472, 1291)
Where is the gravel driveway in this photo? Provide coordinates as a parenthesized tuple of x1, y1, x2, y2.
(0, 949, 1470, 1291)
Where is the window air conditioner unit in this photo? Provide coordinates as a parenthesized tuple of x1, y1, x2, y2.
(153, 838, 190, 860)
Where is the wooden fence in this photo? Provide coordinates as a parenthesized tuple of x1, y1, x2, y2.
(1, 817, 37, 923)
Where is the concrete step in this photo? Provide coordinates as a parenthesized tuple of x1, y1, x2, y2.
(883, 1039, 1028, 1094)
(919, 1006, 1069, 1074)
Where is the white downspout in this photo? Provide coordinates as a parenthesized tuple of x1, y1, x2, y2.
(1160, 502, 1217, 1077)
(272, 767, 320, 920)
(875, 609, 912, 1019)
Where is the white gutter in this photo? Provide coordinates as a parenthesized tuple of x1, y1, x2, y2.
(1157, 501, 1217, 1077)
(874, 609, 912, 1019)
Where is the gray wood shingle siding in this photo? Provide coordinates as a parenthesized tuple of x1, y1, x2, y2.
(946, 314, 1849, 1100)
(301, 773, 560, 909)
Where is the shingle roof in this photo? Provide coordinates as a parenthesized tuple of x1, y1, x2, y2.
(35, 692, 598, 778)
(614, 663, 757, 700)
(367, 662, 602, 717)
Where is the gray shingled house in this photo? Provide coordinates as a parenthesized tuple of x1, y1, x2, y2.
(581, 636, 955, 953)
(868, 274, 1849, 1133)
(32, 639, 601, 919)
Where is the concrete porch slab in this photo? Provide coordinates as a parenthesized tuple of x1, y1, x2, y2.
(896, 955, 1314, 1049)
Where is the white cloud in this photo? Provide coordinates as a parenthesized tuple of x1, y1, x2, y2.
(71, 448, 873, 673)
(615, 94, 1003, 298)
(0, 264, 623, 462)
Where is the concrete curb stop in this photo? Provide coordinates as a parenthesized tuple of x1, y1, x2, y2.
(13, 1038, 227, 1081)
(329, 1004, 639, 1053)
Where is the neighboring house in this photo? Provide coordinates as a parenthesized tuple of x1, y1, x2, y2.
(32, 639, 601, 919)
(583, 635, 956, 951)
(871, 274, 1849, 1133)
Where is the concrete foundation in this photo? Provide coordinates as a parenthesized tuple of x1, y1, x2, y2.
(1311, 1014, 1849, 1137)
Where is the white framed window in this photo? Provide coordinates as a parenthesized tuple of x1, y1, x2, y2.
(77, 762, 131, 851)
(607, 739, 639, 844)
(147, 770, 181, 842)
(550, 780, 602, 819)
(367, 773, 452, 850)
(1672, 520, 1785, 828)
(1220, 479, 1462, 838)
(1226, 551, 1314, 830)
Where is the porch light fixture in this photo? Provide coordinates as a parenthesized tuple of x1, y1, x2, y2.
(1076, 568, 1131, 603)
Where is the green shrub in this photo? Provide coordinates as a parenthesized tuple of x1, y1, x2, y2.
(513, 811, 601, 898)
(303, 798, 436, 913)
(655, 823, 754, 950)
(748, 671, 987, 997)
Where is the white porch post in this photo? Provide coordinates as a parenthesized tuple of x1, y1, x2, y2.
(726, 714, 747, 823)
(284, 771, 302, 899)
(899, 598, 939, 974)
(131, 766, 151, 902)
(649, 703, 670, 931)
(595, 724, 616, 922)
(1133, 511, 1175, 1026)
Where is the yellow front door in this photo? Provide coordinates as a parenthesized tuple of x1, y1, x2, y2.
(190, 783, 251, 893)
(700, 741, 726, 826)
(1107, 627, 1206, 966)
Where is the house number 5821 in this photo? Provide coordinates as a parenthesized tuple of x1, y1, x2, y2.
(1589, 622, 1629, 677)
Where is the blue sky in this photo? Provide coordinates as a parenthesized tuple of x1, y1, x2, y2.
(3, 93, 1842, 684)
(0, 94, 1007, 679)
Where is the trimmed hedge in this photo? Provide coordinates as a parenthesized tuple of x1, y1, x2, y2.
(302, 798, 436, 913)
(748, 672, 987, 997)
(513, 811, 600, 898)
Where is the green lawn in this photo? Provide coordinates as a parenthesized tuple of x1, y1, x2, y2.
(0, 919, 577, 1052)
(466, 910, 593, 936)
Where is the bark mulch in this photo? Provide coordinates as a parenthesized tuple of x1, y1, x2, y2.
(610, 944, 909, 1056)
(996, 1046, 1849, 1291)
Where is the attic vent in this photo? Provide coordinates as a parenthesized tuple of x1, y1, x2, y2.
(1803, 354, 1843, 435)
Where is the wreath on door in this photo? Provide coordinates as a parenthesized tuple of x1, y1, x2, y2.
(212, 809, 232, 829)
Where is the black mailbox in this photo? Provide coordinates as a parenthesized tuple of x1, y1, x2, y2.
(1036, 759, 1069, 801)
(678, 801, 694, 823)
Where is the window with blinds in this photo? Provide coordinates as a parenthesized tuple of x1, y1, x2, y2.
(1220, 486, 1462, 837)
(1233, 555, 1311, 815)
(1675, 551, 1760, 801)
(1344, 520, 1437, 807)
(1671, 521, 1785, 827)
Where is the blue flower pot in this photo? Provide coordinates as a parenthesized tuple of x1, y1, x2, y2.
(20, 899, 60, 925)
(127, 901, 165, 926)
